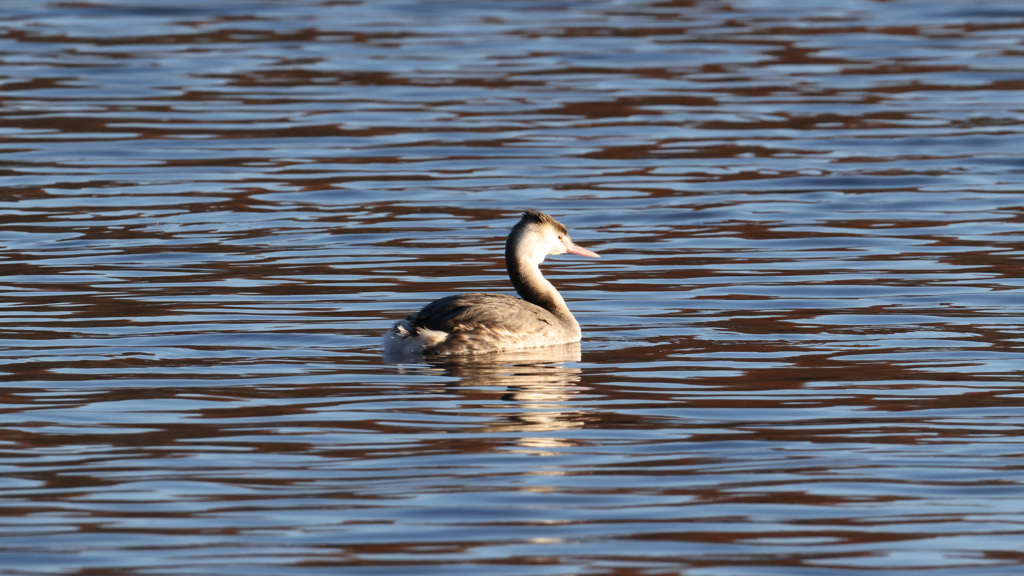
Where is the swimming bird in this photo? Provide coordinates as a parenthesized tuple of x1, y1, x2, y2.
(383, 210, 600, 357)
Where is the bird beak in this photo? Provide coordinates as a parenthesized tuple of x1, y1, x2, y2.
(565, 242, 600, 258)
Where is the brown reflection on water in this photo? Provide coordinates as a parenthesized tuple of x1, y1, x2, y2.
(3, 0, 1024, 573)
(400, 345, 590, 452)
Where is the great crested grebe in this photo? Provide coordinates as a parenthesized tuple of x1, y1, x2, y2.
(383, 210, 599, 357)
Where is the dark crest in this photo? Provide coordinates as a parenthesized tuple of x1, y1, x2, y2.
(520, 210, 567, 234)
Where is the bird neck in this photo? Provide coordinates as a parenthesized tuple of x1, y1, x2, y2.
(506, 242, 575, 326)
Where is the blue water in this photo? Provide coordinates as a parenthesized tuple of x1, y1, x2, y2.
(3, 0, 1024, 574)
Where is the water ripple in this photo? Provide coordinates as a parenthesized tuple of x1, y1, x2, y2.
(3, 0, 1024, 574)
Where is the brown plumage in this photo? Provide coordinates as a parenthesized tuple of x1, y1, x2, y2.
(383, 210, 600, 357)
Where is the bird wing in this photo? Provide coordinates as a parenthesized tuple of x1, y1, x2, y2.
(409, 293, 556, 334)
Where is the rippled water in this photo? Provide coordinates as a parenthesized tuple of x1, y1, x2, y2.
(4, 0, 1024, 574)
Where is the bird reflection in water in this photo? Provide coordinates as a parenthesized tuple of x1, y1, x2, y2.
(392, 343, 588, 455)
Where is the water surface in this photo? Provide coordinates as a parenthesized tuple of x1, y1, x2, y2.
(3, 0, 1024, 574)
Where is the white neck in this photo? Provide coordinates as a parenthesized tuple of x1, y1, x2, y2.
(505, 226, 577, 329)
